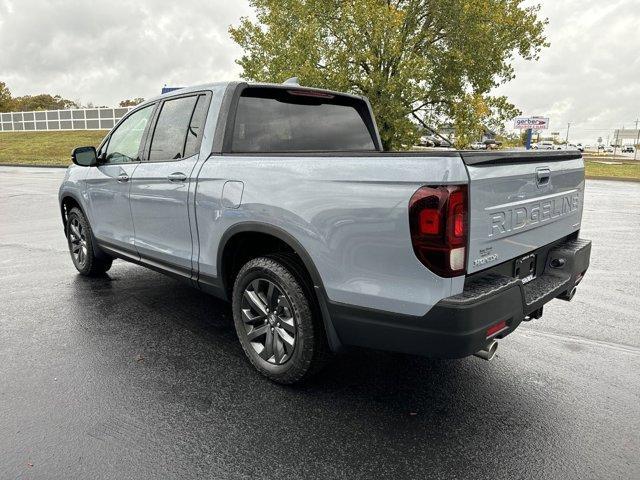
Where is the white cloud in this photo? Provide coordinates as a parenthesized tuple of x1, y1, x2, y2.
(0, 0, 253, 106)
(494, 0, 640, 143)
(0, 0, 638, 144)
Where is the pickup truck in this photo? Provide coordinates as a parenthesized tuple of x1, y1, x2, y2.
(59, 81, 591, 384)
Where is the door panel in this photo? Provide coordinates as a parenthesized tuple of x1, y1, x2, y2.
(129, 157, 198, 271)
(129, 94, 209, 274)
(84, 104, 155, 253)
(85, 163, 139, 252)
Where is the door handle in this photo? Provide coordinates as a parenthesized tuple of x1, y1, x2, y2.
(167, 172, 187, 182)
(117, 173, 129, 183)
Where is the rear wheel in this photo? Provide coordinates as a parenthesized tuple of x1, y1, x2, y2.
(66, 207, 112, 276)
(232, 256, 328, 384)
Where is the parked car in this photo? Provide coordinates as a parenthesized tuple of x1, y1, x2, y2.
(605, 146, 614, 153)
(59, 81, 591, 383)
(419, 136, 435, 147)
(469, 142, 487, 150)
(622, 145, 635, 153)
(536, 141, 556, 150)
(565, 143, 583, 152)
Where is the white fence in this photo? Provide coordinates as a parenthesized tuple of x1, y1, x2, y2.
(0, 107, 134, 132)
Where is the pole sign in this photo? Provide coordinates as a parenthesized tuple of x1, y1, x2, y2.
(514, 117, 549, 130)
(161, 86, 184, 94)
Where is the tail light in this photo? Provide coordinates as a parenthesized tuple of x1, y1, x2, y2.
(408, 185, 468, 277)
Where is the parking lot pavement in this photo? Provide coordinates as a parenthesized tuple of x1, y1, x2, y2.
(1, 166, 639, 480)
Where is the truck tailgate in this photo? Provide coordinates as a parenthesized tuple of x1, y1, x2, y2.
(461, 151, 584, 274)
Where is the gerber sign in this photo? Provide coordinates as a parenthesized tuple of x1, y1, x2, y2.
(514, 117, 550, 130)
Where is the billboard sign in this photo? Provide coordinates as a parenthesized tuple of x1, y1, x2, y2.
(514, 117, 549, 130)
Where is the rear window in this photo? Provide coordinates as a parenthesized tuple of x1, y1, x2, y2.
(231, 88, 376, 152)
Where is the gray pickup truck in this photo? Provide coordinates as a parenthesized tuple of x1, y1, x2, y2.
(59, 81, 591, 383)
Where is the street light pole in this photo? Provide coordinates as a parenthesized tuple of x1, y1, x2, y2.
(565, 122, 571, 145)
(635, 119, 639, 161)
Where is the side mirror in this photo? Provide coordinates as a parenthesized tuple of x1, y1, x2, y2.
(71, 146, 97, 167)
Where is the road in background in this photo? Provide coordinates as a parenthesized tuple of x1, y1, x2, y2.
(1, 167, 638, 479)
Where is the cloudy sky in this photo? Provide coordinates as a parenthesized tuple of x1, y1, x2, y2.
(0, 0, 638, 143)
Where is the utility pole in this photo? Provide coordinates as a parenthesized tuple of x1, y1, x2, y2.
(565, 122, 571, 145)
(635, 119, 639, 161)
(614, 127, 621, 157)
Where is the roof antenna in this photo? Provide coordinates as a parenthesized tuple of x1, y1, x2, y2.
(283, 77, 300, 85)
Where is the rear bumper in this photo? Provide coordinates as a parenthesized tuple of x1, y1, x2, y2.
(327, 237, 591, 358)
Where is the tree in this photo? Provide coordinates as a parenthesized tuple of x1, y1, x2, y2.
(0, 82, 15, 112)
(12, 94, 78, 111)
(230, 0, 548, 150)
(119, 98, 145, 107)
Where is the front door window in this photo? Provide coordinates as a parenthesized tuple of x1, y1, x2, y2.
(105, 105, 154, 164)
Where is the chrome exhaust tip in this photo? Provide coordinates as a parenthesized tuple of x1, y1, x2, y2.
(474, 340, 498, 361)
(559, 286, 577, 302)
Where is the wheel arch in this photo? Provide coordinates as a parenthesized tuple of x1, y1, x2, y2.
(217, 222, 343, 351)
(60, 193, 111, 261)
(60, 193, 84, 233)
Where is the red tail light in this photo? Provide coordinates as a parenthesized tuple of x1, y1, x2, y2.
(408, 185, 468, 277)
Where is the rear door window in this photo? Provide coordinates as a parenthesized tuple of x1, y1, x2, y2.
(148, 96, 199, 161)
(231, 88, 376, 152)
(184, 95, 209, 158)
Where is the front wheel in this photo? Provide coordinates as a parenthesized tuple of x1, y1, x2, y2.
(66, 207, 112, 276)
(232, 256, 328, 384)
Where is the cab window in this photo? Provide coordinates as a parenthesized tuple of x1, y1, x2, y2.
(149, 95, 201, 161)
(104, 105, 154, 164)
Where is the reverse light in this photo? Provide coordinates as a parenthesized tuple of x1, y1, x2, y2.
(408, 185, 468, 277)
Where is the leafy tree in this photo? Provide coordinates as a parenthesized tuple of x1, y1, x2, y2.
(12, 94, 78, 111)
(230, 0, 548, 149)
(119, 98, 145, 107)
(0, 82, 15, 112)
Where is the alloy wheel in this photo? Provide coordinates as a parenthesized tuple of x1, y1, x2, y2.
(240, 278, 297, 365)
(68, 217, 88, 267)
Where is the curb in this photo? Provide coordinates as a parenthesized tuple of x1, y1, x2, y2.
(585, 175, 640, 183)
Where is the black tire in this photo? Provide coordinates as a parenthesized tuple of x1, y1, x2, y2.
(232, 256, 329, 384)
(66, 207, 112, 276)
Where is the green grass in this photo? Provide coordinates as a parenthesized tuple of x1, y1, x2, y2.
(0, 130, 108, 166)
(584, 160, 640, 181)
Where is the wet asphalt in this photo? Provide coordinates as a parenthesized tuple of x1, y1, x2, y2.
(0, 166, 639, 480)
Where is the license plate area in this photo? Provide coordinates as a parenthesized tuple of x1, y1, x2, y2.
(515, 253, 537, 284)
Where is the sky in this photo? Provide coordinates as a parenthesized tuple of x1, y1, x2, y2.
(0, 0, 638, 144)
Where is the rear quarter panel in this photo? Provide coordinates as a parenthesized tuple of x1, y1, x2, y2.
(195, 154, 468, 316)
